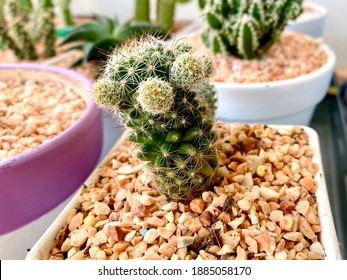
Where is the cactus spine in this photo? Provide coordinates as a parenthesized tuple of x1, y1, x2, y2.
(0, 0, 56, 60)
(199, 0, 303, 59)
(92, 36, 218, 201)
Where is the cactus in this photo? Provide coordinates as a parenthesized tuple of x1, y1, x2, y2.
(92, 36, 219, 201)
(0, 0, 56, 60)
(199, 0, 303, 59)
(58, 0, 73, 26)
(135, 0, 151, 23)
(134, 0, 192, 32)
(35, 0, 56, 58)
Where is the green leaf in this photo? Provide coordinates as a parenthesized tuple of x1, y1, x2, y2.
(94, 14, 116, 34)
(84, 38, 119, 63)
(60, 23, 106, 45)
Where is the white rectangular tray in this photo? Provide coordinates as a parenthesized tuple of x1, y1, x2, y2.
(26, 125, 342, 260)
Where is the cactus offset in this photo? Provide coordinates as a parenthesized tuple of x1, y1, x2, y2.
(199, 0, 303, 59)
(92, 37, 219, 201)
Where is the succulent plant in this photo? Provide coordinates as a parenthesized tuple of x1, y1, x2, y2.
(134, 0, 192, 32)
(199, 0, 304, 59)
(92, 36, 219, 201)
(0, 0, 56, 60)
(60, 15, 166, 68)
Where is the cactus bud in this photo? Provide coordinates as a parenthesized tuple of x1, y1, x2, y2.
(137, 77, 174, 114)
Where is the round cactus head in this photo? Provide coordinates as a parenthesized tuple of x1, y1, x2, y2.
(92, 35, 219, 201)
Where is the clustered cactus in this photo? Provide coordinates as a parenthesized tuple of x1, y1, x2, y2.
(92, 36, 218, 201)
(135, 0, 192, 32)
(0, 0, 56, 60)
(199, 0, 303, 59)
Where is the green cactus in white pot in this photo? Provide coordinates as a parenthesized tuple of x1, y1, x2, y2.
(199, 0, 303, 59)
(92, 36, 218, 201)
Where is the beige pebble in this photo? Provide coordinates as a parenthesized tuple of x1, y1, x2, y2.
(300, 177, 317, 194)
(70, 228, 88, 247)
(158, 242, 177, 258)
(237, 197, 252, 212)
(161, 202, 178, 211)
(212, 193, 227, 207)
(245, 236, 258, 253)
(68, 212, 84, 232)
(94, 202, 111, 216)
(139, 195, 156, 206)
(143, 228, 159, 243)
(283, 232, 304, 241)
(147, 216, 165, 228)
(279, 215, 293, 231)
(190, 198, 205, 214)
(260, 186, 280, 201)
(228, 215, 246, 230)
(275, 251, 288, 260)
(299, 217, 316, 240)
(269, 210, 283, 223)
(295, 200, 310, 216)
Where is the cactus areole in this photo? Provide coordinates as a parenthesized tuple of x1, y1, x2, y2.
(92, 36, 219, 201)
(199, 0, 303, 59)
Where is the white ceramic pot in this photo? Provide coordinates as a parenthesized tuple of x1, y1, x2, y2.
(285, 2, 327, 38)
(214, 44, 336, 125)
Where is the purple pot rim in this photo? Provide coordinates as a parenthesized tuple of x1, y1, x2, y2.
(0, 63, 100, 168)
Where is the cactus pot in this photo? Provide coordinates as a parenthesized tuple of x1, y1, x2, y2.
(26, 124, 341, 260)
(214, 43, 335, 125)
(285, 2, 327, 38)
(0, 64, 103, 235)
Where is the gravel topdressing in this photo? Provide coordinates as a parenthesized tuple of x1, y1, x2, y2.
(192, 32, 328, 84)
(0, 79, 86, 161)
(48, 122, 325, 260)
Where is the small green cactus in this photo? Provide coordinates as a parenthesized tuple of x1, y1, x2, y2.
(134, 0, 192, 32)
(199, 0, 303, 59)
(92, 36, 219, 201)
(0, 0, 56, 60)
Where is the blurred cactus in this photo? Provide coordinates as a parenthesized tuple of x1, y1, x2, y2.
(0, 0, 56, 60)
(134, 0, 192, 32)
(92, 36, 218, 201)
(199, 0, 303, 59)
(135, 0, 151, 22)
(58, 0, 73, 26)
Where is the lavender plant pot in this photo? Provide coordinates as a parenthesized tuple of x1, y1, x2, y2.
(0, 64, 103, 235)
